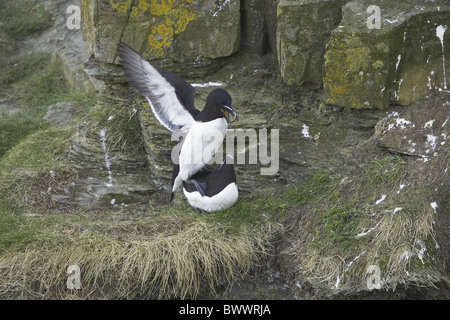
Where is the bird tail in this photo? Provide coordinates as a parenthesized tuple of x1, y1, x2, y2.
(172, 175, 182, 192)
(170, 176, 182, 204)
(170, 164, 180, 204)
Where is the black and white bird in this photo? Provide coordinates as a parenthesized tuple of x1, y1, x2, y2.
(117, 42, 237, 197)
(181, 155, 238, 212)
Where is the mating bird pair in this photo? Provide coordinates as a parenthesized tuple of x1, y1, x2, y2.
(117, 42, 239, 212)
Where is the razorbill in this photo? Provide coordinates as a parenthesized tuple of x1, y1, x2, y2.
(117, 42, 237, 196)
(181, 156, 238, 212)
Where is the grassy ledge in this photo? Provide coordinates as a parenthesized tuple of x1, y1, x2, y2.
(283, 154, 448, 296)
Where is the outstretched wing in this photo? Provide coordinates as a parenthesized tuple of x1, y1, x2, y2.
(156, 67, 200, 118)
(117, 42, 196, 132)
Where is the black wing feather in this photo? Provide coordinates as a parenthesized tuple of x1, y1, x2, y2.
(156, 67, 200, 117)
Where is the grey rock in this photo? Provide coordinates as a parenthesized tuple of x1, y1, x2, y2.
(323, 0, 450, 109)
(242, 0, 279, 55)
(0, 103, 21, 116)
(80, 0, 240, 69)
(277, 0, 350, 86)
(374, 92, 450, 157)
(43, 101, 78, 127)
(65, 103, 156, 206)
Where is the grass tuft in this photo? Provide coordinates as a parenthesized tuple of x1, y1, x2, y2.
(283, 170, 336, 205)
(0, 0, 52, 39)
(319, 206, 363, 251)
(285, 156, 447, 296)
(85, 100, 144, 156)
(365, 155, 405, 187)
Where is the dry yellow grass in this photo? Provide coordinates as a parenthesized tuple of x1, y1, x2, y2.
(0, 216, 282, 299)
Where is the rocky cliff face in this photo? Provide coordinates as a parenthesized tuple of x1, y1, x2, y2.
(75, 0, 284, 201)
(277, 0, 350, 86)
(323, 0, 450, 109)
(82, 0, 450, 109)
(82, 0, 240, 73)
(276, 0, 450, 109)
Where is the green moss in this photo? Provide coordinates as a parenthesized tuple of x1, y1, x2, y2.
(16, 57, 96, 120)
(323, 27, 397, 109)
(0, 52, 92, 213)
(0, 52, 48, 85)
(0, 126, 77, 213)
(372, 60, 384, 69)
(0, 127, 75, 173)
(323, 34, 374, 108)
(0, 53, 57, 158)
(0, 210, 93, 252)
(346, 46, 371, 73)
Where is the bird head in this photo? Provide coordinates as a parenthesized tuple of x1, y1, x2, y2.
(205, 88, 238, 126)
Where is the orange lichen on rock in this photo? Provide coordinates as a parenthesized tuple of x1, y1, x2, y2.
(111, 0, 199, 58)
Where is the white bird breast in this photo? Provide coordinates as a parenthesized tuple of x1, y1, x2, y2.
(178, 118, 227, 180)
(183, 183, 239, 212)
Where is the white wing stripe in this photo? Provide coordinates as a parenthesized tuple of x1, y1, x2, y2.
(141, 61, 194, 131)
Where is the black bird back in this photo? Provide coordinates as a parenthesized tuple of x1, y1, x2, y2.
(183, 163, 236, 197)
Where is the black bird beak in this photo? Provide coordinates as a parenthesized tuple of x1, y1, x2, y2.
(221, 105, 238, 126)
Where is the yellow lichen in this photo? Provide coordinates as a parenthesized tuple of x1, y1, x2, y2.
(165, 16, 174, 26)
(172, 5, 196, 33)
(150, 4, 171, 16)
(111, 0, 199, 59)
(138, 0, 151, 11)
(131, 6, 139, 18)
(345, 47, 371, 72)
(110, 0, 132, 15)
(157, 24, 171, 36)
